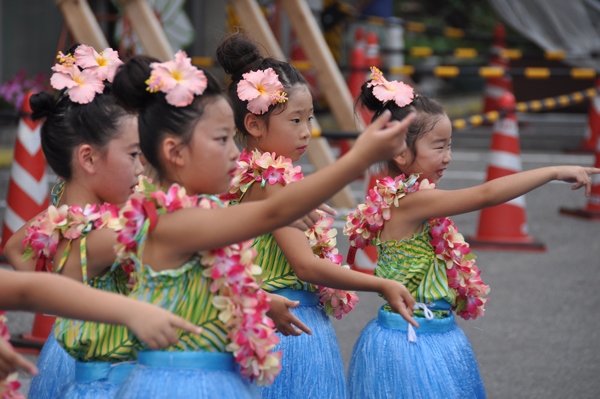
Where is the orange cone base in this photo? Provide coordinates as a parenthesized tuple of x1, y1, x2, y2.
(466, 235, 546, 252)
(20, 313, 55, 344)
(559, 207, 600, 221)
(10, 337, 43, 355)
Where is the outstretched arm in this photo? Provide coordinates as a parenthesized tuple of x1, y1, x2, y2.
(0, 269, 201, 350)
(401, 166, 600, 223)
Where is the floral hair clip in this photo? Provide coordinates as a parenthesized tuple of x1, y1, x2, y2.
(237, 68, 288, 115)
(367, 66, 414, 108)
(50, 45, 123, 105)
(146, 50, 207, 107)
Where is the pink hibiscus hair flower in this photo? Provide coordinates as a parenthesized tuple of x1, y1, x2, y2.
(367, 66, 414, 108)
(74, 45, 123, 82)
(50, 64, 104, 105)
(237, 68, 287, 115)
(146, 50, 207, 107)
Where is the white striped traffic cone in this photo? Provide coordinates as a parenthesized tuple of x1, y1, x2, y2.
(560, 134, 600, 220)
(1, 91, 49, 252)
(468, 92, 546, 251)
(483, 23, 513, 113)
(1, 92, 52, 350)
(579, 78, 600, 152)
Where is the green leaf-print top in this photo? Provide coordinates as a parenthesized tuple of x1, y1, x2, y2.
(373, 223, 457, 319)
(54, 259, 135, 362)
(237, 181, 317, 294)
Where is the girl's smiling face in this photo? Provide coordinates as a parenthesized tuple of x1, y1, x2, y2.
(245, 84, 313, 162)
(396, 114, 452, 185)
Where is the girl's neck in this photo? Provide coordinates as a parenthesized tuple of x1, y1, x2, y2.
(60, 180, 103, 208)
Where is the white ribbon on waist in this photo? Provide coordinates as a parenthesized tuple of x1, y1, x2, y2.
(407, 302, 434, 343)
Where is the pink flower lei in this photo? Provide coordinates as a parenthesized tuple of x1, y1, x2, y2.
(343, 175, 489, 320)
(0, 312, 25, 399)
(21, 203, 124, 272)
(50, 45, 123, 104)
(113, 176, 282, 386)
(223, 149, 359, 320)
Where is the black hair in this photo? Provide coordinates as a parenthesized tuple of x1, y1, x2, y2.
(112, 55, 223, 179)
(357, 80, 446, 176)
(30, 81, 129, 180)
(215, 33, 311, 138)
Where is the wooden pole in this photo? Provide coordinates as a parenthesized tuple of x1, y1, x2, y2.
(55, 0, 109, 51)
(117, 0, 174, 61)
(229, 0, 356, 208)
(280, 0, 364, 131)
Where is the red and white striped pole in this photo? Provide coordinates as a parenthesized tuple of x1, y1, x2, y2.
(483, 23, 513, 113)
(1, 91, 49, 252)
(468, 92, 546, 251)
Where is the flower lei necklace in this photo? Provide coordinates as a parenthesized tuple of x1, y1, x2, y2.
(113, 177, 281, 386)
(223, 149, 359, 320)
(21, 203, 130, 282)
(0, 312, 24, 399)
(343, 174, 489, 320)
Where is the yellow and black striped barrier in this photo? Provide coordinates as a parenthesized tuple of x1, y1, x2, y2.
(452, 87, 600, 130)
(344, 65, 598, 79)
(356, 16, 530, 44)
(310, 86, 600, 138)
(386, 46, 600, 61)
(193, 56, 597, 80)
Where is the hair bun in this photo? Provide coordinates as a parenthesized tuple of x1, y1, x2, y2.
(357, 80, 385, 113)
(29, 91, 57, 121)
(216, 34, 264, 78)
(112, 55, 159, 112)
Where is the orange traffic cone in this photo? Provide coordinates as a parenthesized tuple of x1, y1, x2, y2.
(578, 78, 600, 152)
(559, 136, 600, 220)
(483, 24, 513, 113)
(347, 26, 366, 99)
(1, 91, 53, 352)
(468, 92, 546, 251)
(348, 170, 384, 274)
(1, 91, 49, 251)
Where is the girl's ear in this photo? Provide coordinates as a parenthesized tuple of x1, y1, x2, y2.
(244, 113, 265, 138)
(161, 135, 186, 169)
(393, 149, 410, 167)
(76, 144, 97, 175)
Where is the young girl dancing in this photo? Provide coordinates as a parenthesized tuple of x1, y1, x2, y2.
(105, 51, 415, 399)
(215, 34, 419, 399)
(343, 67, 600, 399)
(5, 44, 146, 399)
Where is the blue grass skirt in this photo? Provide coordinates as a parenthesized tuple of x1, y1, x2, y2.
(114, 351, 259, 399)
(56, 361, 135, 399)
(347, 304, 486, 399)
(28, 331, 75, 399)
(259, 289, 346, 399)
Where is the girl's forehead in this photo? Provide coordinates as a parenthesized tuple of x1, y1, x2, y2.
(283, 85, 313, 111)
